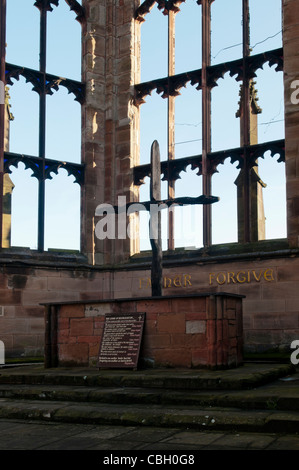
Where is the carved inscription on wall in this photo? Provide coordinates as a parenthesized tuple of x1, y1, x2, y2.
(139, 274, 192, 289)
(98, 313, 145, 369)
(209, 268, 275, 285)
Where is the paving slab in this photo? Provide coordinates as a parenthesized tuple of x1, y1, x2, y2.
(0, 419, 298, 452)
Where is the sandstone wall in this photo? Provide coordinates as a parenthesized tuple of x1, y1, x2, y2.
(0, 251, 298, 358)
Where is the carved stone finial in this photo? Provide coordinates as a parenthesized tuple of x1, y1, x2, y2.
(5, 87, 14, 122)
(236, 80, 262, 118)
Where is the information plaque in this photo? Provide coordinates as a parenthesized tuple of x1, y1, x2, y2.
(98, 312, 145, 369)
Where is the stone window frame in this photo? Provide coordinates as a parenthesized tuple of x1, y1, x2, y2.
(133, 0, 285, 251)
(0, 0, 85, 252)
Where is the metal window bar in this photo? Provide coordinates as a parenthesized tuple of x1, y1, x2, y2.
(201, 0, 212, 247)
(0, 0, 6, 249)
(0, 0, 85, 252)
(135, 0, 284, 248)
(167, 9, 175, 251)
(37, 0, 47, 252)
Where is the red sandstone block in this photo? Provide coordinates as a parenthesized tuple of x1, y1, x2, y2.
(141, 312, 157, 322)
(12, 334, 39, 351)
(171, 297, 206, 314)
(187, 334, 207, 349)
(23, 307, 44, 318)
(225, 298, 237, 309)
(224, 309, 237, 320)
(78, 335, 100, 344)
(206, 319, 216, 345)
(24, 277, 48, 291)
(185, 312, 206, 321)
(216, 320, 223, 341)
(112, 301, 137, 313)
(144, 320, 157, 335)
(0, 289, 21, 305)
(191, 349, 208, 367)
(59, 343, 89, 366)
(153, 348, 192, 368)
(157, 313, 185, 334)
(80, 293, 105, 302)
(94, 319, 105, 329)
(60, 304, 84, 319)
(58, 318, 69, 330)
(207, 346, 217, 368)
(0, 274, 9, 289)
(89, 342, 101, 358)
(28, 318, 44, 332)
(1, 318, 30, 335)
(113, 278, 133, 294)
(170, 334, 188, 347)
(137, 299, 172, 314)
(70, 318, 93, 337)
(143, 334, 171, 349)
(228, 322, 237, 338)
(58, 330, 71, 344)
(222, 320, 229, 341)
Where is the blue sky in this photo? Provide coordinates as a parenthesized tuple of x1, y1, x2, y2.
(5, 0, 285, 252)
(139, 0, 285, 249)
(6, 0, 82, 250)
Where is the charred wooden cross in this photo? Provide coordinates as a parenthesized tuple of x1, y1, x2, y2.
(117, 141, 219, 297)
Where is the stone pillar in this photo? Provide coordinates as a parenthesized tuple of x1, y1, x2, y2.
(235, 81, 266, 242)
(2, 87, 14, 248)
(81, 0, 140, 266)
(283, 0, 299, 248)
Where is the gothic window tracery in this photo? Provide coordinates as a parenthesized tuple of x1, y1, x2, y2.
(135, 0, 285, 250)
(0, 0, 85, 251)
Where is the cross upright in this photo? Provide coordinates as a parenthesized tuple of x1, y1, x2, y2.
(115, 140, 219, 297)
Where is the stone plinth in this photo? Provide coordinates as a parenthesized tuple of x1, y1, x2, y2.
(44, 293, 244, 370)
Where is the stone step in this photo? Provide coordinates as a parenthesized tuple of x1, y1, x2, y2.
(0, 363, 298, 433)
(0, 397, 298, 434)
(0, 363, 294, 390)
(0, 376, 299, 413)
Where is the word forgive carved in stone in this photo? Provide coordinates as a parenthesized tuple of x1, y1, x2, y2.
(209, 269, 275, 285)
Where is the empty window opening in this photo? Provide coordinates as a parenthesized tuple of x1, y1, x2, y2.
(211, 73, 240, 152)
(7, 78, 39, 157)
(211, 0, 242, 66)
(45, 169, 80, 252)
(254, 153, 286, 240)
(6, 0, 39, 70)
(175, 86, 202, 159)
(9, 163, 38, 250)
(135, 0, 285, 252)
(254, 66, 284, 145)
(212, 160, 239, 245)
(174, 165, 203, 249)
(140, 5, 168, 82)
(249, 0, 282, 55)
(2, 0, 85, 253)
(140, 93, 168, 165)
(46, 87, 81, 163)
(47, 0, 82, 80)
(175, 1, 202, 74)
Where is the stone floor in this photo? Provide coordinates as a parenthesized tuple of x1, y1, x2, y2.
(0, 419, 299, 452)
